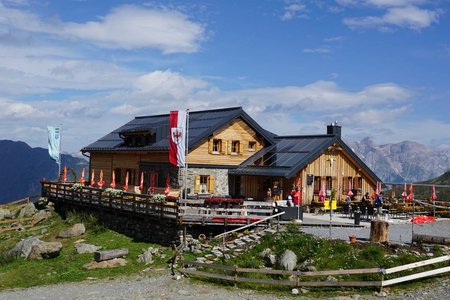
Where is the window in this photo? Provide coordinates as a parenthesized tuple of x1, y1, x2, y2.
(194, 175, 215, 194)
(248, 141, 256, 151)
(212, 139, 222, 154)
(231, 140, 240, 154)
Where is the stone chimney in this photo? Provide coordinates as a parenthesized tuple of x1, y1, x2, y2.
(327, 121, 341, 138)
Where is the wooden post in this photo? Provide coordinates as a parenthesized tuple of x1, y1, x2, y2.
(370, 220, 389, 243)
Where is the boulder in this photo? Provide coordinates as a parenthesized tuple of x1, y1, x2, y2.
(34, 210, 52, 219)
(18, 203, 36, 218)
(0, 208, 11, 220)
(9, 236, 43, 258)
(28, 242, 63, 260)
(76, 243, 101, 254)
(137, 248, 154, 265)
(58, 223, 86, 238)
(83, 258, 127, 269)
(280, 249, 297, 271)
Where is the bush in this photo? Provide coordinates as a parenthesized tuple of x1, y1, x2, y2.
(0, 249, 17, 266)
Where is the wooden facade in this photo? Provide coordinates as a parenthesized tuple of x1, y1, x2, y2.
(187, 118, 265, 166)
(239, 144, 377, 205)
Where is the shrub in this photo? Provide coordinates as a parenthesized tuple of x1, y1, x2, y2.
(0, 249, 17, 266)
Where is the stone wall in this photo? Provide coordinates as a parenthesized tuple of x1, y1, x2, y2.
(185, 168, 229, 196)
(54, 201, 180, 246)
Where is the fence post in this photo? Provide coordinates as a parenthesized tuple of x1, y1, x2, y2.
(234, 265, 237, 287)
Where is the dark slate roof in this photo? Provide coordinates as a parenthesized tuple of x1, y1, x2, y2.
(81, 107, 275, 152)
(230, 134, 381, 181)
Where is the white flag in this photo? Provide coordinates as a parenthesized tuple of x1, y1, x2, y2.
(47, 126, 61, 165)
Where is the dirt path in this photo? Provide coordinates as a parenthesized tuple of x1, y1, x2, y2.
(0, 270, 449, 300)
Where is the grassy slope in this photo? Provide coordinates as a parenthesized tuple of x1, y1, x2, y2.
(0, 212, 171, 290)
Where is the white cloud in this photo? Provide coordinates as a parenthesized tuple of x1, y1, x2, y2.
(303, 46, 332, 53)
(0, 97, 39, 118)
(281, 2, 307, 21)
(64, 5, 205, 53)
(133, 70, 208, 99)
(344, 5, 441, 30)
(0, 4, 206, 53)
(336, 0, 428, 7)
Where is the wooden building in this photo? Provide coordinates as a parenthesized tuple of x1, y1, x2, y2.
(81, 107, 380, 204)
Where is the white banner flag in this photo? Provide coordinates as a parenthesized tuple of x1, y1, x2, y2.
(47, 126, 61, 165)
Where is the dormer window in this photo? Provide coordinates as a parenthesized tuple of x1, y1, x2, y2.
(120, 129, 155, 147)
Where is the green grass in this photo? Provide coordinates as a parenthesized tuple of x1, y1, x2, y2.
(193, 231, 449, 296)
(0, 212, 171, 290)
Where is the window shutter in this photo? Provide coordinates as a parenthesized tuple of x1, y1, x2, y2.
(194, 175, 200, 193)
(207, 176, 215, 193)
(238, 142, 242, 154)
(208, 139, 212, 154)
(220, 140, 225, 154)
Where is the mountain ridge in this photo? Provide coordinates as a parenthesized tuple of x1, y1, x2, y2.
(346, 138, 450, 183)
(0, 140, 88, 204)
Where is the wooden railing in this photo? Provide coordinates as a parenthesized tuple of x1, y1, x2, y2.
(181, 255, 450, 288)
(41, 181, 179, 221)
(41, 182, 275, 226)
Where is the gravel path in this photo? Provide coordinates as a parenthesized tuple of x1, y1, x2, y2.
(0, 271, 449, 300)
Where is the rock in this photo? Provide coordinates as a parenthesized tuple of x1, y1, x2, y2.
(0, 208, 11, 220)
(306, 265, 317, 272)
(326, 275, 338, 282)
(28, 242, 63, 260)
(291, 288, 299, 295)
(34, 210, 52, 220)
(172, 275, 182, 280)
(426, 253, 434, 257)
(83, 258, 127, 269)
(268, 254, 277, 266)
(260, 248, 272, 258)
(301, 288, 309, 294)
(58, 223, 85, 238)
(76, 243, 101, 254)
(374, 291, 388, 297)
(18, 202, 36, 218)
(280, 249, 297, 271)
(9, 236, 43, 258)
(137, 248, 154, 265)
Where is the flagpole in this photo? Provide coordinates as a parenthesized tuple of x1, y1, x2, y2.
(58, 124, 62, 180)
(184, 109, 190, 201)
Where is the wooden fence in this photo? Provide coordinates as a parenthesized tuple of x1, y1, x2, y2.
(181, 255, 450, 288)
(0, 195, 40, 208)
(41, 181, 274, 226)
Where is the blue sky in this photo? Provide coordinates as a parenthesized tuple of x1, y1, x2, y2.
(0, 0, 449, 154)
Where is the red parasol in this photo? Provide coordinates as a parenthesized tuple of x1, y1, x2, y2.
(401, 182, 407, 198)
(347, 179, 353, 197)
(63, 166, 67, 182)
(431, 185, 437, 201)
(319, 181, 326, 202)
(97, 170, 104, 188)
(139, 172, 144, 193)
(110, 170, 116, 188)
(407, 182, 413, 202)
(80, 168, 85, 184)
(123, 171, 129, 191)
(164, 174, 170, 195)
(150, 172, 155, 193)
(90, 169, 95, 186)
(295, 178, 302, 205)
